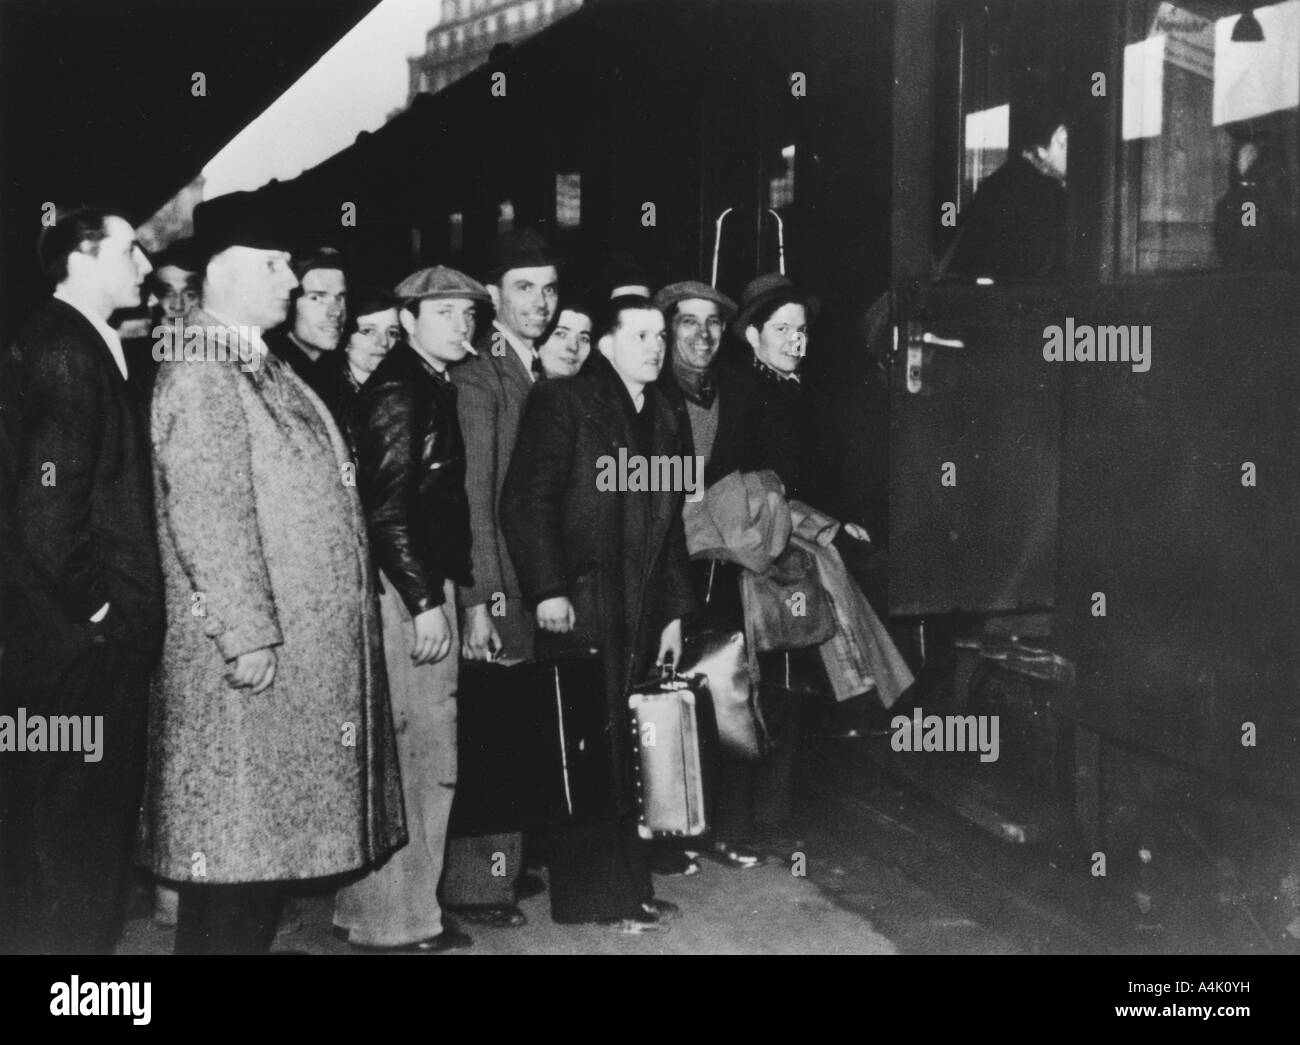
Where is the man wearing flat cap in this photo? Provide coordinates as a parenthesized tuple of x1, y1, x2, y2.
(146, 191, 405, 954)
(442, 228, 560, 928)
(332, 266, 484, 952)
(654, 280, 744, 489)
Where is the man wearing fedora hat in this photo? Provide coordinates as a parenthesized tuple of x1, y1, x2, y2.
(442, 228, 560, 928)
(332, 265, 486, 952)
(147, 191, 405, 954)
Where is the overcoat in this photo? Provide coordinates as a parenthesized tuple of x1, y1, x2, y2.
(145, 308, 405, 883)
(500, 352, 696, 813)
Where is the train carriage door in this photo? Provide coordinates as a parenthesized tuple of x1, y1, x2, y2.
(888, 0, 1078, 618)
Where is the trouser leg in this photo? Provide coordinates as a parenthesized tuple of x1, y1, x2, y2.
(545, 818, 650, 923)
(0, 640, 145, 954)
(175, 882, 284, 955)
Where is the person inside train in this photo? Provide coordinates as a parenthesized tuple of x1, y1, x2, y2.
(945, 102, 1068, 282)
(1214, 123, 1298, 270)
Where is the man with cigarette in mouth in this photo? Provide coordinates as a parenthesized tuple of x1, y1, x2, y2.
(442, 229, 560, 929)
(333, 265, 484, 952)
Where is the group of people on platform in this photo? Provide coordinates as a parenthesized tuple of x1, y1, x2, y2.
(0, 190, 884, 955)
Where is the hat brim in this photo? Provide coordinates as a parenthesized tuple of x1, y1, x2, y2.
(732, 289, 822, 336)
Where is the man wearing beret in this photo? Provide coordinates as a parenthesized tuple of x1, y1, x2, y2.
(442, 228, 560, 929)
(146, 192, 405, 954)
(332, 265, 484, 952)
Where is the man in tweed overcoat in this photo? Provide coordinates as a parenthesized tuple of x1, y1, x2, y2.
(145, 194, 405, 954)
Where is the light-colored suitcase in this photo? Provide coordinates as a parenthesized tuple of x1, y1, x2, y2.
(627, 665, 709, 839)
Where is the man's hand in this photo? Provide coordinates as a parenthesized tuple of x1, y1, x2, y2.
(462, 603, 503, 660)
(227, 647, 277, 693)
(656, 617, 684, 669)
(843, 522, 871, 543)
(536, 596, 575, 634)
(412, 606, 453, 665)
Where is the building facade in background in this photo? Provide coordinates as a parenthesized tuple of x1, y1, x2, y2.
(408, 0, 583, 100)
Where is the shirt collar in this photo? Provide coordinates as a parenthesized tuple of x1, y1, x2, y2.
(201, 307, 271, 364)
(752, 354, 801, 384)
(54, 287, 127, 379)
(494, 319, 538, 381)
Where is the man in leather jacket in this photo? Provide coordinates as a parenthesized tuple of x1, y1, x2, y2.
(332, 265, 486, 953)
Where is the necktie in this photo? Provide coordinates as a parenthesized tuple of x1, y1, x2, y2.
(531, 351, 545, 381)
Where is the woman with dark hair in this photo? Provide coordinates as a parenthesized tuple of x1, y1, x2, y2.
(535, 291, 597, 379)
(325, 286, 401, 446)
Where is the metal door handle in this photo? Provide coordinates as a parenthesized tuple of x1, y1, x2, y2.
(905, 324, 967, 394)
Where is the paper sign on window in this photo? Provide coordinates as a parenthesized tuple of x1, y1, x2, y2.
(1123, 35, 1166, 140)
(1213, 0, 1300, 126)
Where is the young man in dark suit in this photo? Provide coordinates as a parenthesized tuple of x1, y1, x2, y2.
(443, 229, 559, 929)
(501, 295, 695, 933)
(0, 207, 164, 953)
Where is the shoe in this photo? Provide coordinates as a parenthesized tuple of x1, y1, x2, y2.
(693, 840, 768, 870)
(649, 846, 701, 876)
(597, 909, 665, 935)
(640, 898, 680, 922)
(444, 903, 526, 929)
(333, 924, 473, 953)
(515, 872, 546, 900)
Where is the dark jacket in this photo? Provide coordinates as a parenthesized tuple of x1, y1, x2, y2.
(0, 299, 163, 672)
(265, 328, 349, 412)
(732, 355, 810, 499)
(353, 342, 472, 614)
(656, 354, 752, 488)
(947, 153, 1067, 281)
(449, 325, 534, 608)
(500, 351, 697, 813)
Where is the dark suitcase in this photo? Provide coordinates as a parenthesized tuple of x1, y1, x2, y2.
(450, 649, 616, 835)
(627, 663, 710, 839)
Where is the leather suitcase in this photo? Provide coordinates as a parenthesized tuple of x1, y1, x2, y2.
(627, 665, 710, 839)
(450, 649, 616, 835)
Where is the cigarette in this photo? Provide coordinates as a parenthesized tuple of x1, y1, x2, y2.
(461, 339, 478, 355)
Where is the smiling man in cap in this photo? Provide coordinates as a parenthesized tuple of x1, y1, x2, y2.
(147, 191, 405, 954)
(332, 264, 486, 952)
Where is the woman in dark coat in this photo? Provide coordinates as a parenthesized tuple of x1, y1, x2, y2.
(500, 296, 696, 932)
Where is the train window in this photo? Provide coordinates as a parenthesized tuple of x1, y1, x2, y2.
(1119, 1, 1300, 274)
(768, 145, 796, 210)
(935, 0, 1068, 280)
(556, 172, 581, 229)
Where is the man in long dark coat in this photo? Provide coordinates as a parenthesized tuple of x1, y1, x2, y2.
(0, 207, 164, 953)
(500, 295, 696, 932)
